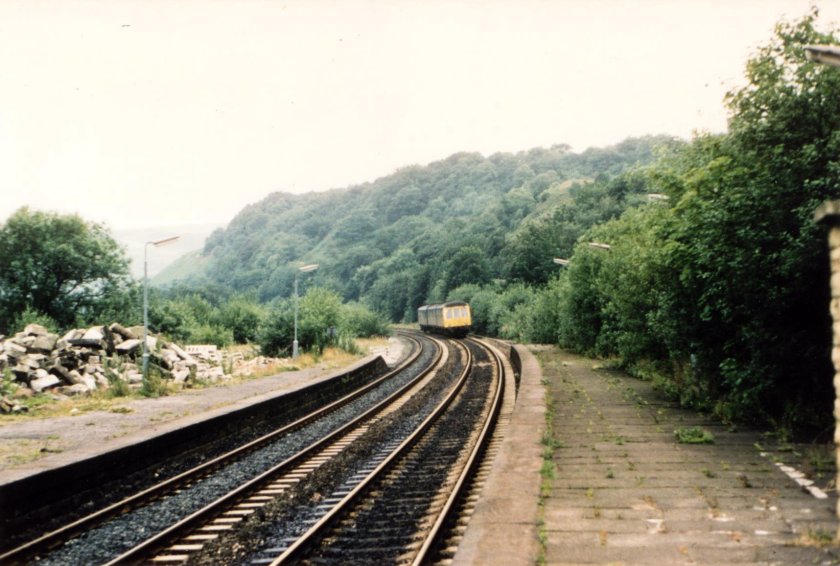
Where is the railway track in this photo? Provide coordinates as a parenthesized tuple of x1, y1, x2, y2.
(273, 337, 505, 566)
(1, 333, 438, 565)
(4, 333, 509, 565)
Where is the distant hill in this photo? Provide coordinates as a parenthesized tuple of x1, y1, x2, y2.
(113, 223, 223, 280)
(162, 136, 680, 318)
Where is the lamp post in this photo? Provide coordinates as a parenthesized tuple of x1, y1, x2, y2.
(293, 263, 319, 358)
(143, 236, 180, 383)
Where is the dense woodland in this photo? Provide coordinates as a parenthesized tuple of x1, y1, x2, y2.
(2, 13, 839, 433)
(176, 137, 671, 311)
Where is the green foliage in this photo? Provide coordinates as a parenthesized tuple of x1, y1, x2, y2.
(145, 289, 265, 347)
(256, 299, 294, 357)
(298, 287, 343, 355)
(674, 427, 715, 445)
(256, 288, 387, 357)
(159, 138, 668, 317)
(140, 367, 170, 398)
(10, 305, 60, 334)
(1, 368, 16, 397)
(188, 323, 234, 347)
(551, 11, 840, 432)
(218, 296, 266, 343)
(340, 302, 391, 337)
(104, 358, 131, 398)
(0, 208, 132, 333)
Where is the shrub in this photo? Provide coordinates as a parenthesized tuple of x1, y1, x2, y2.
(10, 306, 60, 334)
(340, 302, 390, 337)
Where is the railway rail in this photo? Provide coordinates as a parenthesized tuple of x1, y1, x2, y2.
(4, 333, 510, 566)
(271, 337, 505, 566)
(1, 333, 438, 565)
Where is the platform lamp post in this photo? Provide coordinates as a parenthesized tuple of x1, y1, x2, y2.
(293, 263, 319, 359)
(143, 236, 180, 384)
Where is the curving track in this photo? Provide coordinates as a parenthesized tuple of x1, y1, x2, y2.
(275, 337, 505, 566)
(3, 333, 510, 566)
(1, 333, 437, 565)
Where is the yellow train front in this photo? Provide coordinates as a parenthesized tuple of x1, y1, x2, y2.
(417, 301, 472, 338)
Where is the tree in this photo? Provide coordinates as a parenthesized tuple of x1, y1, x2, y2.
(218, 295, 266, 343)
(0, 208, 132, 333)
(554, 11, 840, 429)
(657, 12, 840, 427)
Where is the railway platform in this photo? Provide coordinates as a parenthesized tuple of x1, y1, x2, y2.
(0, 343, 407, 487)
(457, 345, 840, 566)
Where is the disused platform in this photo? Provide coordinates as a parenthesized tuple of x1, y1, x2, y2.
(455, 346, 840, 566)
(0, 354, 390, 488)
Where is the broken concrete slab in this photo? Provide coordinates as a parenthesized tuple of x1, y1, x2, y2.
(30, 374, 60, 392)
(115, 339, 141, 354)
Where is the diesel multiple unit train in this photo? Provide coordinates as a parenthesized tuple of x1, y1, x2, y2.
(417, 301, 472, 337)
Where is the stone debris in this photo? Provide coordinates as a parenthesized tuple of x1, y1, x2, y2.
(0, 322, 275, 410)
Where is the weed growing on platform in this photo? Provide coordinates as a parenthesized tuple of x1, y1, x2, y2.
(674, 426, 715, 444)
(537, 365, 558, 566)
(796, 528, 837, 548)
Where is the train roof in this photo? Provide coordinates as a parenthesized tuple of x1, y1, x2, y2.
(418, 301, 469, 310)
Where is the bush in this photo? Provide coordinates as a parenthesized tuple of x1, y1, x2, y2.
(188, 324, 234, 347)
(340, 302, 390, 337)
(218, 296, 266, 343)
(257, 299, 294, 357)
(10, 305, 60, 334)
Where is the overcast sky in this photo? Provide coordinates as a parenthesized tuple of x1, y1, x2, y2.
(2, 0, 839, 231)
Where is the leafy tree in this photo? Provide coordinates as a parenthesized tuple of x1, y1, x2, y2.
(340, 302, 390, 337)
(657, 12, 840, 427)
(148, 296, 196, 342)
(0, 208, 132, 332)
(445, 245, 490, 290)
(257, 288, 387, 356)
(552, 12, 840, 430)
(257, 298, 295, 357)
(298, 287, 343, 354)
(218, 295, 266, 343)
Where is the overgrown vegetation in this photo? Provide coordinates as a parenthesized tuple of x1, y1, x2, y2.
(547, 12, 839, 433)
(674, 427, 715, 445)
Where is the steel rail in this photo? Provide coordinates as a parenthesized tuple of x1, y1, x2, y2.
(267, 338, 477, 565)
(0, 335, 424, 564)
(411, 336, 505, 565)
(102, 335, 444, 565)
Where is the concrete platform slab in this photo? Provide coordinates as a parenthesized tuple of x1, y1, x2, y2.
(456, 346, 840, 565)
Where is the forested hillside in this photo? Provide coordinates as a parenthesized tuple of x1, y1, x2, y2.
(167, 136, 676, 318)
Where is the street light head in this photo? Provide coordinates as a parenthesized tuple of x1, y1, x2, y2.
(299, 263, 319, 273)
(553, 257, 570, 265)
(588, 242, 611, 251)
(805, 45, 840, 67)
(148, 235, 180, 247)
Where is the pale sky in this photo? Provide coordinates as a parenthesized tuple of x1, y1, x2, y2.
(2, 0, 839, 231)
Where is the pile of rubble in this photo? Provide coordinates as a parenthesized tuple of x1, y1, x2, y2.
(0, 323, 240, 411)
